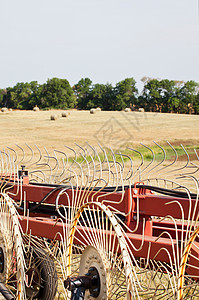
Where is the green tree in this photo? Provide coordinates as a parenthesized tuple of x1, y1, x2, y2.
(41, 78, 76, 109)
(6, 82, 32, 109)
(73, 78, 92, 109)
(139, 79, 162, 112)
(89, 83, 114, 110)
(176, 81, 198, 114)
(114, 78, 138, 110)
(0, 89, 6, 107)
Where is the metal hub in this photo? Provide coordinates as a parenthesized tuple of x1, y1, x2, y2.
(65, 246, 109, 299)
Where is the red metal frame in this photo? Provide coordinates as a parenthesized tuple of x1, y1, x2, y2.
(5, 175, 199, 279)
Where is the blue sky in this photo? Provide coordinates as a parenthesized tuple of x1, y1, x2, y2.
(0, 0, 198, 92)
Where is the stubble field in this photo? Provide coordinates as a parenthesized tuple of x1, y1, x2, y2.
(0, 109, 198, 150)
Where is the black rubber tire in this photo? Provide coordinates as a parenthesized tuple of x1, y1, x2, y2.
(25, 246, 58, 300)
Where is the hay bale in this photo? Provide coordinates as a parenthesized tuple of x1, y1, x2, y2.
(1, 107, 8, 112)
(124, 108, 131, 112)
(33, 105, 39, 111)
(50, 114, 58, 120)
(61, 111, 68, 117)
(138, 108, 145, 112)
(90, 108, 96, 114)
(8, 108, 13, 111)
(96, 107, 101, 111)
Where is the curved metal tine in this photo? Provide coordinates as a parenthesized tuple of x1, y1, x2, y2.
(74, 143, 87, 165)
(97, 143, 106, 165)
(75, 143, 88, 167)
(34, 163, 52, 184)
(190, 148, 199, 171)
(4, 149, 16, 192)
(29, 170, 46, 183)
(92, 146, 103, 181)
(86, 143, 102, 179)
(27, 144, 43, 168)
(75, 144, 95, 186)
(50, 150, 60, 183)
(156, 141, 179, 178)
(83, 145, 96, 183)
(63, 146, 84, 185)
(109, 148, 120, 188)
(86, 142, 96, 161)
(146, 141, 166, 180)
(0, 149, 10, 190)
(53, 149, 68, 179)
(0, 150, 7, 191)
(15, 144, 25, 165)
(115, 152, 133, 182)
(111, 148, 125, 187)
(6, 150, 20, 196)
(44, 147, 50, 165)
(7, 146, 18, 163)
(85, 143, 99, 178)
(167, 144, 190, 177)
(99, 146, 111, 187)
(3, 149, 9, 177)
(194, 148, 199, 161)
(128, 148, 144, 182)
(139, 143, 155, 177)
(64, 145, 77, 169)
(24, 143, 34, 164)
(43, 155, 58, 172)
(75, 143, 90, 179)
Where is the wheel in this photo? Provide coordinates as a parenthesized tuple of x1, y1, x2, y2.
(66, 202, 135, 300)
(0, 193, 26, 299)
(178, 225, 199, 300)
(24, 238, 58, 300)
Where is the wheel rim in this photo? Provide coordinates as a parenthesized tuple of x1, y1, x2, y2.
(0, 193, 26, 299)
(178, 225, 199, 300)
(67, 202, 135, 300)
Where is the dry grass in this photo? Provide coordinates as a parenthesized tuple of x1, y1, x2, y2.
(0, 109, 198, 150)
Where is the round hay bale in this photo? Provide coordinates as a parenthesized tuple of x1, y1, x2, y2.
(96, 107, 101, 111)
(61, 111, 68, 117)
(124, 108, 131, 112)
(8, 108, 13, 111)
(50, 114, 58, 120)
(138, 108, 145, 113)
(1, 107, 8, 112)
(90, 108, 96, 114)
(33, 105, 39, 111)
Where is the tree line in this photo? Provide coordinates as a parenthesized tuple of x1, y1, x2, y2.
(0, 77, 199, 114)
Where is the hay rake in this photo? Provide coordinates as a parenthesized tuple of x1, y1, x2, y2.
(0, 142, 198, 299)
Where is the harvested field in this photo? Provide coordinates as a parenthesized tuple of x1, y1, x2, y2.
(0, 109, 198, 150)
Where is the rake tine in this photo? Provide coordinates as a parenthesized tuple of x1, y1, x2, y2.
(7, 146, 18, 163)
(86, 142, 96, 161)
(15, 144, 25, 164)
(146, 141, 166, 180)
(116, 152, 133, 182)
(27, 144, 42, 168)
(140, 143, 155, 175)
(53, 150, 68, 180)
(64, 145, 77, 169)
(128, 148, 144, 182)
(25, 143, 34, 164)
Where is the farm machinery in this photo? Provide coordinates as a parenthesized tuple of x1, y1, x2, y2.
(0, 142, 198, 299)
